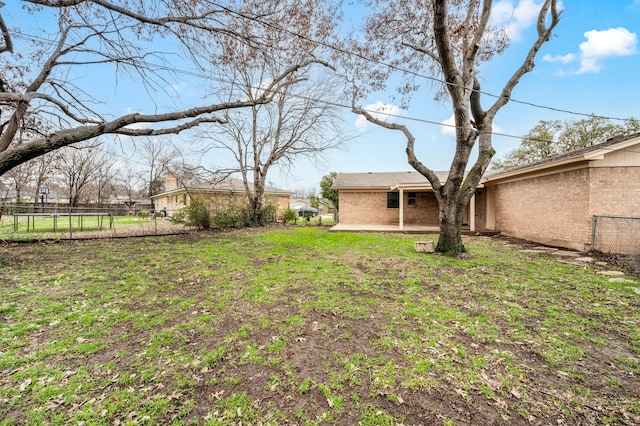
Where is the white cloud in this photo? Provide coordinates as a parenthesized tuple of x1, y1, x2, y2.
(542, 53, 577, 64)
(123, 121, 151, 130)
(490, 0, 546, 41)
(354, 101, 401, 131)
(577, 27, 637, 73)
(543, 27, 637, 74)
(121, 110, 152, 130)
(441, 115, 456, 136)
(112, 159, 126, 170)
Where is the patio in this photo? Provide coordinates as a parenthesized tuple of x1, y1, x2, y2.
(330, 223, 498, 235)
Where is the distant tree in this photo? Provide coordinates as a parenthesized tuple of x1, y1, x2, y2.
(116, 168, 144, 205)
(319, 172, 339, 210)
(29, 154, 56, 206)
(492, 116, 640, 169)
(2, 163, 30, 203)
(292, 188, 315, 199)
(194, 0, 344, 226)
(52, 141, 116, 207)
(309, 195, 320, 209)
(135, 138, 179, 208)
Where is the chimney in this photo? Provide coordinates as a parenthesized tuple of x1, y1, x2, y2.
(166, 173, 177, 191)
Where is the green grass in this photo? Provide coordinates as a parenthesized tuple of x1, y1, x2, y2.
(0, 214, 166, 239)
(0, 228, 638, 425)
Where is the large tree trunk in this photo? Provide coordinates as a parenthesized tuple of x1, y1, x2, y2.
(436, 192, 467, 254)
(251, 178, 266, 226)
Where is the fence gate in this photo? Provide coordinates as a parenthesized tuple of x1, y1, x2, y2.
(591, 215, 640, 255)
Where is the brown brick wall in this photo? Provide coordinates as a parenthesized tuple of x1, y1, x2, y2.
(338, 190, 440, 225)
(474, 189, 488, 229)
(404, 192, 440, 225)
(339, 191, 399, 224)
(492, 168, 592, 249)
(589, 167, 640, 216)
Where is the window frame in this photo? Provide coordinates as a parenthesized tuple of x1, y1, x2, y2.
(407, 192, 417, 206)
(387, 192, 399, 209)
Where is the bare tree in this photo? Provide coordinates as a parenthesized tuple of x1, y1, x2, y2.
(0, 0, 331, 176)
(349, 0, 560, 254)
(133, 137, 179, 207)
(51, 141, 115, 207)
(196, 0, 345, 224)
(115, 167, 144, 206)
(2, 162, 31, 203)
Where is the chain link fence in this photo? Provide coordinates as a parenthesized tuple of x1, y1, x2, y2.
(0, 205, 188, 240)
(591, 215, 640, 255)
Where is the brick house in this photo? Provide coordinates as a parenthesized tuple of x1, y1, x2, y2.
(332, 133, 640, 252)
(152, 174, 291, 218)
(332, 171, 484, 230)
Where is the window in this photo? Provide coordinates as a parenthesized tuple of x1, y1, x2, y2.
(387, 192, 399, 209)
(407, 192, 417, 206)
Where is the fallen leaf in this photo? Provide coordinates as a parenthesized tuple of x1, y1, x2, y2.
(511, 389, 521, 399)
(19, 378, 32, 392)
(495, 398, 508, 410)
(211, 390, 224, 400)
(454, 388, 467, 398)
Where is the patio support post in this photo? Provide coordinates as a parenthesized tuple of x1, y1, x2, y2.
(399, 188, 404, 230)
(469, 193, 476, 232)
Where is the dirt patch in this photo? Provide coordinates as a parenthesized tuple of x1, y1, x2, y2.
(1, 229, 639, 425)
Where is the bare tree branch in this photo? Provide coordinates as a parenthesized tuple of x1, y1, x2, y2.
(0, 12, 12, 54)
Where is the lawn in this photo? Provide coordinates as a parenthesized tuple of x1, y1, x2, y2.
(0, 228, 638, 425)
(0, 215, 185, 240)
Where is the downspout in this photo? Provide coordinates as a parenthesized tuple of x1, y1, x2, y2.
(469, 193, 476, 232)
(399, 187, 404, 230)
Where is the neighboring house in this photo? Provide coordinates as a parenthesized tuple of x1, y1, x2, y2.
(290, 198, 335, 214)
(152, 174, 292, 217)
(332, 133, 640, 252)
(291, 198, 312, 210)
(318, 198, 336, 214)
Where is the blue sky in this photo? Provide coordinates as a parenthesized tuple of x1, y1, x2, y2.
(319, 0, 640, 191)
(4, 1, 640, 193)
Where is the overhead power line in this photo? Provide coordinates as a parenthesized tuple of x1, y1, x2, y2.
(207, 1, 635, 123)
(6, 23, 640, 156)
(7, 8, 636, 125)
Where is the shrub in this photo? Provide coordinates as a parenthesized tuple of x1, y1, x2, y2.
(262, 204, 278, 224)
(182, 197, 212, 230)
(280, 209, 296, 224)
(211, 202, 252, 229)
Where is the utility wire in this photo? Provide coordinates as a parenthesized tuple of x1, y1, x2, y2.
(7, 8, 637, 124)
(207, 1, 636, 123)
(7, 28, 640, 156)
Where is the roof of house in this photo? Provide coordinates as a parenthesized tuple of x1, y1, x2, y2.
(332, 133, 640, 191)
(484, 132, 640, 181)
(333, 171, 450, 190)
(151, 178, 291, 199)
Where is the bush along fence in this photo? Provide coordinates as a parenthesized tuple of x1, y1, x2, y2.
(591, 214, 640, 255)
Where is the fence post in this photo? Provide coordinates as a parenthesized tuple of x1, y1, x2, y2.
(591, 215, 598, 252)
(68, 207, 73, 239)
